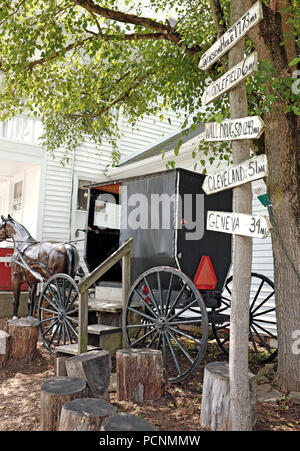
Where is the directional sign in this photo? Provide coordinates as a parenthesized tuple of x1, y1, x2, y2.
(202, 154, 268, 195)
(199, 1, 263, 71)
(205, 116, 265, 142)
(202, 51, 258, 106)
(207, 211, 271, 239)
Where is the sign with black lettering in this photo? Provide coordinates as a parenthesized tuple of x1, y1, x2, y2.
(202, 52, 258, 106)
(207, 211, 271, 239)
(199, 1, 263, 71)
(204, 116, 265, 141)
(202, 155, 267, 195)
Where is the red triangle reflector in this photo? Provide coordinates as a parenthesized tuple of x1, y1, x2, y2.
(194, 256, 217, 290)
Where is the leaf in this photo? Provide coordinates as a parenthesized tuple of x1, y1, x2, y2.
(289, 56, 300, 66)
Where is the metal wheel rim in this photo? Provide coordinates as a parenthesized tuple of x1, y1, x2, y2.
(212, 272, 277, 363)
(38, 273, 79, 352)
(124, 266, 208, 383)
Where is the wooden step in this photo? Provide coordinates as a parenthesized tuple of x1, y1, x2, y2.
(87, 324, 121, 335)
(54, 343, 100, 357)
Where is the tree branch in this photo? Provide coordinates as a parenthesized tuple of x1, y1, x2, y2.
(72, 0, 201, 54)
(70, 70, 153, 119)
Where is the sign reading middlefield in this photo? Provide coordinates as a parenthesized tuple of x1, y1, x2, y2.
(205, 116, 265, 142)
(202, 154, 267, 195)
(202, 51, 258, 105)
(199, 1, 263, 71)
(207, 211, 271, 239)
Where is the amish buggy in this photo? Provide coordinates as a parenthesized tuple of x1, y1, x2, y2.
(0, 168, 277, 383)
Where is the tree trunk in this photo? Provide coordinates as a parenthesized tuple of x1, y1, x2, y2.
(227, 0, 253, 431)
(101, 413, 157, 431)
(245, 0, 300, 392)
(0, 330, 10, 368)
(58, 398, 117, 431)
(7, 317, 39, 363)
(116, 348, 167, 402)
(201, 362, 256, 431)
(40, 376, 87, 431)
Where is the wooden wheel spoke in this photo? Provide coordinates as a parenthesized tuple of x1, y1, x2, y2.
(166, 282, 187, 318)
(64, 317, 78, 338)
(168, 298, 198, 321)
(250, 324, 272, 352)
(251, 320, 277, 339)
(168, 329, 194, 364)
(156, 272, 164, 314)
(169, 325, 201, 345)
(143, 276, 161, 314)
(40, 305, 59, 316)
(252, 306, 276, 318)
(41, 319, 59, 337)
(130, 327, 156, 346)
(133, 288, 158, 318)
(165, 333, 182, 376)
(250, 279, 264, 310)
(164, 272, 174, 317)
(170, 318, 203, 326)
(251, 291, 274, 315)
(127, 306, 155, 323)
(147, 330, 159, 348)
(41, 294, 60, 313)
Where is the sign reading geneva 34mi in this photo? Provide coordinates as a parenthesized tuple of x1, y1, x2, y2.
(207, 211, 271, 239)
(199, 1, 263, 71)
(202, 154, 267, 195)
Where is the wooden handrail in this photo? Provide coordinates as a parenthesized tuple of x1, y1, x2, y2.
(78, 238, 133, 354)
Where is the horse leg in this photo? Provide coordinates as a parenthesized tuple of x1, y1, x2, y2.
(12, 278, 21, 320)
(28, 283, 37, 317)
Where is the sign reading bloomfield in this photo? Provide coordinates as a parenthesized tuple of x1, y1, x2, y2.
(199, 1, 263, 71)
(207, 211, 271, 239)
(202, 51, 258, 105)
(205, 116, 265, 142)
(202, 154, 267, 195)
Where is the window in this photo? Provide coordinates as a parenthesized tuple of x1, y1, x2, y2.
(12, 180, 23, 212)
(77, 179, 92, 211)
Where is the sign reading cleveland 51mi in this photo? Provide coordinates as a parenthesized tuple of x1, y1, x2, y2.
(199, 1, 263, 71)
(207, 211, 271, 239)
(205, 116, 265, 142)
(202, 154, 268, 195)
(202, 51, 258, 105)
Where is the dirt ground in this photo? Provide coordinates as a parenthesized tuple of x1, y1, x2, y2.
(0, 317, 299, 432)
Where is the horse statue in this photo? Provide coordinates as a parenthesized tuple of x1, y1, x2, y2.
(0, 215, 80, 319)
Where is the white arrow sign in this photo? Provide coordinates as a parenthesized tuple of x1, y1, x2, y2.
(205, 116, 265, 142)
(202, 51, 258, 106)
(202, 154, 268, 195)
(199, 1, 263, 71)
(207, 211, 271, 239)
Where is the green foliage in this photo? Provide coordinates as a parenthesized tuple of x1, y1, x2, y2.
(0, 0, 298, 165)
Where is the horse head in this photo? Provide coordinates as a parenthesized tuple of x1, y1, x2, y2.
(0, 215, 14, 241)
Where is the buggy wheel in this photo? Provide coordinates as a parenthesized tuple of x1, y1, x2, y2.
(124, 266, 208, 383)
(212, 272, 277, 363)
(38, 273, 79, 352)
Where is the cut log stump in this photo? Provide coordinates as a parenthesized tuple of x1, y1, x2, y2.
(0, 330, 11, 368)
(58, 398, 117, 431)
(7, 317, 39, 363)
(200, 361, 256, 431)
(116, 348, 166, 402)
(40, 376, 87, 431)
(101, 413, 157, 431)
(65, 350, 110, 400)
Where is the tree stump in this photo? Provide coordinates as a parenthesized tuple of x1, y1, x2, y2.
(58, 398, 117, 431)
(65, 350, 110, 400)
(40, 376, 87, 431)
(116, 348, 166, 402)
(101, 413, 157, 431)
(7, 317, 39, 363)
(0, 330, 11, 368)
(200, 361, 256, 431)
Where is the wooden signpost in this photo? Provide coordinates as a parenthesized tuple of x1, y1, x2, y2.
(202, 154, 267, 195)
(199, 1, 263, 71)
(204, 116, 265, 142)
(202, 51, 258, 106)
(207, 211, 271, 239)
